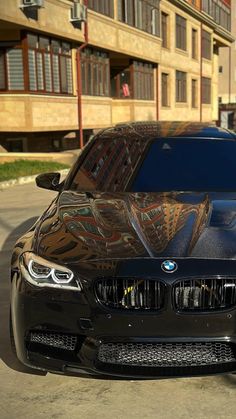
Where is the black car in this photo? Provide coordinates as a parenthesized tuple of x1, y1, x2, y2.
(10, 121, 236, 378)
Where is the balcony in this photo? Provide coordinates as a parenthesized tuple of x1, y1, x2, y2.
(201, 0, 231, 32)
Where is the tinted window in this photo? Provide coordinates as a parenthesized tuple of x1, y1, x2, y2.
(71, 138, 236, 192)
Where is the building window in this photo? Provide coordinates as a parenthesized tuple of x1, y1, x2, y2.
(202, 0, 231, 31)
(176, 14, 186, 51)
(191, 79, 197, 108)
(118, 0, 160, 37)
(0, 51, 5, 89)
(6, 138, 25, 152)
(111, 67, 132, 98)
(88, 0, 114, 18)
(81, 48, 110, 96)
(202, 30, 211, 60)
(27, 34, 72, 94)
(111, 60, 154, 100)
(176, 71, 187, 102)
(161, 12, 169, 48)
(202, 77, 211, 104)
(161, 73, 169, 106)
(219, 65, 223, 73)
(133, 61, 154, 100)
(0, 45, 24, 91)
(192, 28, 197, 59)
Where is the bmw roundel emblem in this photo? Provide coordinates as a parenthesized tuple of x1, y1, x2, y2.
(161, 260, 178, 273)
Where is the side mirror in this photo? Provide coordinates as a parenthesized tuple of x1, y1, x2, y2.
(35, 172, 61, 191)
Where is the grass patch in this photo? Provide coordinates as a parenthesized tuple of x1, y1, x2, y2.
(0, 160, 70, 182)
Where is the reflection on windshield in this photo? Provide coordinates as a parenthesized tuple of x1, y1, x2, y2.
(71, 135, 236, 192)
(72, 137, 149, 191)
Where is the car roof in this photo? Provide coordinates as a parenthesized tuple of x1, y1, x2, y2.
(95, 121, 236, 141)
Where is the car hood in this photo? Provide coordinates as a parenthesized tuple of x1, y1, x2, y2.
(36, 190, 236, 264)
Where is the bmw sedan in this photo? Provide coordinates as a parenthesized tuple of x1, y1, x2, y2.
(10, 121, 236, 378)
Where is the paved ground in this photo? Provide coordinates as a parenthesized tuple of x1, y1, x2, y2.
(0, 182, 236, 419)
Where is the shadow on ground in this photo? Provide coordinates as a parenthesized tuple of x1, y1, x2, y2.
(0, 216, 45, 375)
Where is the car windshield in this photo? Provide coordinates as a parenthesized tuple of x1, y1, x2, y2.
(70, 137, 236, 192)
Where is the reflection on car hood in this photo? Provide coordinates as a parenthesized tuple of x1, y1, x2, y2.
(36, 190, 236, 263)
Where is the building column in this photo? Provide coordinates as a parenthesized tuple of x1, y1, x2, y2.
(113, 0, 118, 20)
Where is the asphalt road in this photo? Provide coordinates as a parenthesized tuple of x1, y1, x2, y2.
(0, 182, 236, 419)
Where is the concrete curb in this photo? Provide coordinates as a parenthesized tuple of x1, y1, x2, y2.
(0, 169, 70, 191)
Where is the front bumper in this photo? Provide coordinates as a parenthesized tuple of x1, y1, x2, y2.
(26, 336, 236, 379)
(11, 260, 236, 378)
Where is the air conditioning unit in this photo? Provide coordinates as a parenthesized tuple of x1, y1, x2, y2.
(70, 2, 87, 23)
(20, 0, 44, 8)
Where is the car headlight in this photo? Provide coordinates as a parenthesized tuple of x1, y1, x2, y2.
(20, 252, 81, 291)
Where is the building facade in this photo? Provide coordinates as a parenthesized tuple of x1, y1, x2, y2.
(0, 0, 233, 152)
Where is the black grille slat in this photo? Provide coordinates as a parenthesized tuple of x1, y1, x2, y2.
(135, 279, 139, 307)
(201, 279, 205, 310)
(113, 279, 118, 307)
(220, 279, 224, 307)
(209, 279, 213, 308)
(95, 278, 165, 311)
(231, 279, 236, 305)
(174, 278, 236, 311)
(147, 279, 150, 309)
(212, 279, 217, 309)
(156, 281, 159, 309)
(97, 342, 236, 368)
(144, 280, 148, 308)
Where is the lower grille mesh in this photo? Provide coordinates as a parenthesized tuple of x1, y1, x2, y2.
(98, 342, 236, 367)
(30, 332, 77, 351)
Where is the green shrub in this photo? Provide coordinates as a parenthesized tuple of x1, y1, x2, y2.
(0, 160, 69, 182)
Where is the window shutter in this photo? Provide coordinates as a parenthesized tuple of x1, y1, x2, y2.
(52, 54, 60, 93)
(0, 52, 5, 89)
(152, 7, 160, 37)
(134, 0, 142, 29)
(60, 55, 67, 93)
(66, 58, 73, 94)
(126, 0, 134, 25)
(28, 50, 37, 91)
(36, 52, 44, 90)
(7, 48, 24, 90)
(109, 0, 114, 18)
(44, 52, 52, 92)
(117, 0, 123, 21)
(105, 59, 109, 96)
